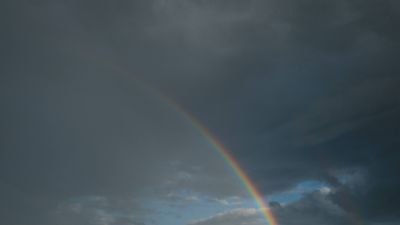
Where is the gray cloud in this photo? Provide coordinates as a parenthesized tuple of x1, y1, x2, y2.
(189, 190, 381, 225)
(188, 208, 263, 225)
(1, 0, 399, 224)
(187, 191, 352, 225)
(1, 2, 245, 224)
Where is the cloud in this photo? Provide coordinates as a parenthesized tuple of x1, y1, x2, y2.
(189, 191, 355, 225)
(1, 3, 246, 224)
(141, 1, 400, 223)
(1, 0, 400, 224)
(188, 208, 262, 225)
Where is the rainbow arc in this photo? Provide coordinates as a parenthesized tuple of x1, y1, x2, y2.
(169, 102, 279, 225)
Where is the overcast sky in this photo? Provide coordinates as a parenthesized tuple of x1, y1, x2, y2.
(1, 1, 400, 225)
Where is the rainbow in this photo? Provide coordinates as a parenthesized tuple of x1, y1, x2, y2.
(167, 100, 280, 225)
(74, 51, 279, 224)
(74, 40, 364, 225)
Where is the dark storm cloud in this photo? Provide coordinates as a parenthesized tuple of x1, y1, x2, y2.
(159, 1, 400, 224)
(1, 0, 400, 225)
(126, 0, 400, 224)
(276, 191, 355, 225)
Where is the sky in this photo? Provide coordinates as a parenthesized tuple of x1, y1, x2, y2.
(1, 0, 400, 225)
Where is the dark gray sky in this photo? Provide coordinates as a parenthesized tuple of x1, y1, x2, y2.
(1, 1, 400, 225)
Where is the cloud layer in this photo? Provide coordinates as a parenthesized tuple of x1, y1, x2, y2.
(1, 0, 400, 224)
